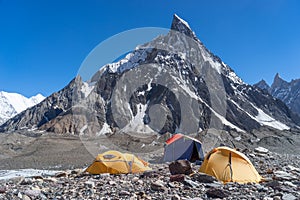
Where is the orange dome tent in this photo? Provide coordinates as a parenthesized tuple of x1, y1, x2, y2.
(86, 150, 152, 174)
(199, 147, 261, 183)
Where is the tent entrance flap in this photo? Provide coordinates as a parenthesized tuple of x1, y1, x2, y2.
(190, 142, 200, 162)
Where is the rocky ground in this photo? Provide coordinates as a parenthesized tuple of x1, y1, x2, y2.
(0, 146, 299, 200)
(0, 129, 299, 199)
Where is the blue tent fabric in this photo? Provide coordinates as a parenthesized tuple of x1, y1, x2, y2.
(163, 134, 204, 162)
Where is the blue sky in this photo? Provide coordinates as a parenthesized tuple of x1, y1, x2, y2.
(0, 0, 300, 97)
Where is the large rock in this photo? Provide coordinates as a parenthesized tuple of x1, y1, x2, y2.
(169, 160, 193, 175)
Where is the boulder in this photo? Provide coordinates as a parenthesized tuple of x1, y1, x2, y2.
(169, 160, 192, 175)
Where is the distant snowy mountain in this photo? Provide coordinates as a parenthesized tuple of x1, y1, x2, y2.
(0, 91, 45, 125)
(254, 73, 300, 115)
(1, 14, 300, 134)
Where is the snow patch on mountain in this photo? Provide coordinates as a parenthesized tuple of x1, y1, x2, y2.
(0, 91, 45, 125)
(97, 123, 112, 136)
(229, 99, 289, 130)
(251, 103, 290, 130)
(122, 103, 155, 134)
(81, 82, 95, 98)
(107, 48, 152, 73)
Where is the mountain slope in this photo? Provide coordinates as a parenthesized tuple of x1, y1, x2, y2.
(254, 73, 300, 116)
(0, 91, 45, 125)
(1, 14, 300, 134)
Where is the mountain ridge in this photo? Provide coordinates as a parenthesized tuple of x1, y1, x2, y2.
(1, 14, 300, 134)
(254, 73, 300, 116)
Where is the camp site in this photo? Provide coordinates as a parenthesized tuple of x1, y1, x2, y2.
(1, 2, 300, 199)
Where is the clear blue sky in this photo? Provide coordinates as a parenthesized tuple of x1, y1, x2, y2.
(1, 0, 300, 97)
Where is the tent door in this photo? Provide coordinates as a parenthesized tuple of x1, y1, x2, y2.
(190, 142, 200, 162)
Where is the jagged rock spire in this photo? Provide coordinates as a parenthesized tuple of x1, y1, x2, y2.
(272, 73, 287, 88)
(171, 14, 197, 40)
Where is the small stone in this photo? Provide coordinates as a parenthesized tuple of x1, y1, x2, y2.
(263, 197, 272, 200)
(283, 181, 297, 188)
(99, 173, 110, 178)
(24, 189, 41, 198)
(108, 180, 116, 185)
(249, 153, 256, 158)
(44, 177, 58, 182)
(20, 178, 33, 185)
(71, 169, 83, 175)
(266, 168, 273, 174)
(204, 182, 222, 188)
(132, 177, 139, 183)
(234, 136, 241, 141)
(184, 179, 200, 188)
(168, 182, 176, 188)
(282, 193, 296, 200)
(55, 171, 67, 178)
(18, 192, 23, 198)
(0, 187, 6, 194)
(171, 194, 181, 200)
(170, 174, 185, 182)
(151, 180, 167, 192)
(255, 147, 269, 154)
(285, 165, 300, 173)
(273, 171, 297, 181)
(191, 172, 218, 183)
(265, 180, 281, 190)
(130, 193, 137, 200)
(84, 181, 95, 188)
(22, 195, 31, 200)
(273, 196, 281, 200)
(206, 188, 229, 198)
(140, 170, 155, 178)
(119, 190, 130, 196)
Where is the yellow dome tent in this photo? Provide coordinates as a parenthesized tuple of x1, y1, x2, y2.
(86, 150, 152, 174)
(199, 147, 261, 183)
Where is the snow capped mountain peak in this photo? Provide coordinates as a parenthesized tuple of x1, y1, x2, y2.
(171, 14, 197, 40)
(30, 94, 45, 104)
(0, 91, 45, 125)
(172, 14, 191, 30)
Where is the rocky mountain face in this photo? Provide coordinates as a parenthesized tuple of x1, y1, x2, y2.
(0, 91, 44, 125)
(254, 73, 300, 116)
(1, 14, 300, 135)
